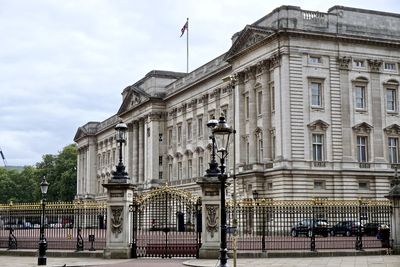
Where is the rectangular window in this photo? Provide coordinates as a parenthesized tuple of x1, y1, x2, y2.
(384, 62, 396, 71)
(358, 182, 369, 190)
(311, 82, 322, 107)
(168, 128, 172, 146)
(357, 136, 368, 162)
(188, 159, 192, 178)
(168, 163, 173, 180)
(177, 125, 182, 144)
(245, 95, 249, 119)
(389, 137, 399, 163)
(355, 86, 366, 109)
(258, 138, 263, 162)
(178, 162, 182, 180)
(222, 108, 228, 119)
(309, 56, 321, 64)
(198, 117, 203, 137)
(272, 135, 276, 160)
(354, 60, 365, 68)
(314, 180, 326, 190)
(270, 84, 275, 112)
(312, 134, 324, 161)
(387, 88, 397, 112)
(187, 121, 192, 140)
(246, 142, 250, 164)
(159, 156, 163, 166)
(198, 157, 203, 177)
(257, 91, 262, 115)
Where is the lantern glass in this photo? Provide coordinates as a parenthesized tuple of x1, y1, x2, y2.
(115, 122, 128, 142)
(213, 116, 232, 157)
(40, 176, 49, 195)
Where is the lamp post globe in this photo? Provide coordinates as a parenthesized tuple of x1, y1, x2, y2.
(113, 121, 129, 180)
(38, 176, 49, 266)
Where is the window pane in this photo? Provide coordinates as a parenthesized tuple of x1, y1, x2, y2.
(389, 137, 399, 163)
(387, 89, 396, 111)
(312, 134, 323, 161)
(355, 86, 365, 109)
(357, 136, 368, 162)
(311, 82, 321, 106)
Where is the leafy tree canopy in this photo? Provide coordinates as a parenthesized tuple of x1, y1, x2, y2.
(0, 144, 77, 203)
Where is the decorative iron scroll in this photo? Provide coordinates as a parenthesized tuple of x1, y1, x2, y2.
(111, 206, 123, 237)
(206, 204, 219, 238)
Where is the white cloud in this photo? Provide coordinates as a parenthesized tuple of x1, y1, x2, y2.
(1, 0, 400, 165)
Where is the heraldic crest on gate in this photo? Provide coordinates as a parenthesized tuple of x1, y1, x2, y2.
(130, 185, 202, 258)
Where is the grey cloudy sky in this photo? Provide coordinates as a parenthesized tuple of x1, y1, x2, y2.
(1, 0, 400, 166)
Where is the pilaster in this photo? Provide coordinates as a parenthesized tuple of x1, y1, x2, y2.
(197, 178, 222, 259)
(103, 181, 136, 259)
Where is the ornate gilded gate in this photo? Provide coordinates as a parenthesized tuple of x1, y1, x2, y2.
(130, 185, 202, 258)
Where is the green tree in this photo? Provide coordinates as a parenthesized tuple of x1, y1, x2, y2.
(36, 144, 77, 202)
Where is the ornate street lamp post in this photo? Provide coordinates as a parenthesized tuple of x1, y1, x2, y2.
(113, 121, 129, 180)
(209, 116, 233, 267)
(206, 117, 220, 177)
(38, 176, 49, 266)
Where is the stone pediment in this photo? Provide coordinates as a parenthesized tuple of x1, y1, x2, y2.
(73, 122, 100, 142)
(307, 120, 330, 131)
(352, 122, 373, 134)
(384, 124, 400, 135)
(117, 85, 151, 115)
(225, 25, 275, 61)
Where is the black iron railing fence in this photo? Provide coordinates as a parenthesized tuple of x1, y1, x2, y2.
(0, 201, 106, 251)
(227, 198, 391, 251)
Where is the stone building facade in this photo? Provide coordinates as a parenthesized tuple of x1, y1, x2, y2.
(74, 5, 400, 201)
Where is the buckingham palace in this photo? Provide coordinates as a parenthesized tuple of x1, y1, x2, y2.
(74, 5, 400, 201)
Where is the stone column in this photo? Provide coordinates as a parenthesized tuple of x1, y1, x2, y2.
(385, 169, 400, 254)
(132, 121, 139, 184)
(260, 60, 271, 161)
(368, 59, 385, 162)
(246, 67, 257, 164)
(338, 56, 352, 162)
(197, 177, 222, 259)
(138, 119, 144, 183)
(103, 180, 135, 259)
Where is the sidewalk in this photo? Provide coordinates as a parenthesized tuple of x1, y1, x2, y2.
(183, 256, 400, 267)
(0, 255, 399, 267)
(0, 255, 130, 267)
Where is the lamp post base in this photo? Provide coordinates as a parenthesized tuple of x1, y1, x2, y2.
(38, 257, 47, 265)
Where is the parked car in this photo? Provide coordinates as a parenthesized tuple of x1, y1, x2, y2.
(291, 219, 331, 237)
(331, 221, 362, 237)
(363, 222, 381, 236)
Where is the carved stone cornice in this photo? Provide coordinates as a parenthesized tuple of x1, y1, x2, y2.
(148, 112, 164, 122)
(337, 56, 351, 70)
(256, 60, 268, 75)
(168, 108, 178, 118)
(269, 53, 281, 69)
(367, 59, 383, 73)
(188, 99, 197, 109)
(210, 88, 221, 99)
(244, 66, 256, 80)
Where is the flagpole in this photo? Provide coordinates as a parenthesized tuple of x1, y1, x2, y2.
(186, 18, 189, 73)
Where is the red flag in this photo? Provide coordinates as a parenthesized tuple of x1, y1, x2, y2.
(180, 20, 188, 37)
